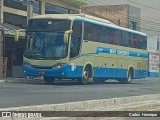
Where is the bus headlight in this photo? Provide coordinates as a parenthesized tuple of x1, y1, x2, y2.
(23, 62, 32, 68)
(53, 63, 66, 69)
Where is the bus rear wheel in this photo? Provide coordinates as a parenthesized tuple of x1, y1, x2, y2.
(119, 69, 133, 84)
(44, 76, 55, 85)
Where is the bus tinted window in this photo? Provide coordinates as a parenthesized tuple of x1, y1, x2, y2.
(70, 20, 82, 58)
(112, 29, 121, 45)
(83, 21, 146, 50)
(98, 26, 107, 43)
(126, 33, 133, 47)
(27, 19, 71, 31)
(140, 35, 147, 50)
(72, 21, 82, 37)
(133, 34, 139, 49)
(84, 22, 96, 41)
(120, 31, 128, 46)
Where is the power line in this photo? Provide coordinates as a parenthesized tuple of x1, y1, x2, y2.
(93, 0, 160, 21)
(128, 0, 160, 11)
(84, 9, 160, 33)
(87, 0, 160, 25)
(85, 1, 160, 34)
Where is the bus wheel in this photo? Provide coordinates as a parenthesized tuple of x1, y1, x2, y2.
(119, 69, 133, 84)
(44, 76, 55, 85)
(78, 67, 90, 85)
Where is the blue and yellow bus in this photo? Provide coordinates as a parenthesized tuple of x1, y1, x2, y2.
(15, 14, 148, 85)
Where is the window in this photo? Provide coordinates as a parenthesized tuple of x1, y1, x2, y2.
(139, 35, 147, 50)
(27, 19, 71, 31)
(97, 26, 107, 43)
(131, 21, 137, 30)
(45, 3, 69, 14)
(120, 31, 128, 46)
(4, 0, 40, 14)
(84, 22, 96, 41)
(72, 21, 82, 37)
(83, 21, 146, 50)
(126, 32, 133, 47)
(133, 34, 140, 48)
(111, 29, 121, 45)
(3, 12, 27, 28)
(105, 27, 112, 44)
(70, 21, 82, 58)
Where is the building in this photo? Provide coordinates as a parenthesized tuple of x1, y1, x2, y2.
(147, 36, 159, 78)
(0, 0, 88, 77)
(81, 4, 141, 31)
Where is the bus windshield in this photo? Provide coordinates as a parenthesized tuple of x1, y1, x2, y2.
(27, 19, 71, 31)
(24, 31, 68, 60)
(24, 19, 71, 60)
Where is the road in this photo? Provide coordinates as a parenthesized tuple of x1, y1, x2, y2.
(0, 78, 160, 108)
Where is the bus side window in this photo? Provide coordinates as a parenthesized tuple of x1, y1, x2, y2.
(107, 28, 112, 44)
(84, 22, 94, 41)
(120, 31, 128, 46)
(70, 37, 81, 58)
(98, 26, 106, 43)
(127, 33, 133, 47)
(141, 36, 147, 50)
(133, 34, 140, 49)
(111, 29, 115, 44)
(70, 20, 82, 58)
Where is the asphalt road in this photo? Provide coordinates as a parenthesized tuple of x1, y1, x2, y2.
(0, 78, 160, 108)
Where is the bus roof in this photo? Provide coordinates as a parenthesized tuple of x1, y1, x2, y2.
(31, 14, 147, 36)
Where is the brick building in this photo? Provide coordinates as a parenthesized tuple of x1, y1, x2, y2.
(81, 4, 140, 31)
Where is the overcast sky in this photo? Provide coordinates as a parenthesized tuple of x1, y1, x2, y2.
(89, 0, 160, 36)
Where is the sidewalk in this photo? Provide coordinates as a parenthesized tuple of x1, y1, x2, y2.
(0, 79, 6, 84)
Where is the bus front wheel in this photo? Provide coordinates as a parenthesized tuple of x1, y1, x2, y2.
(78, 66, 91, 85)
(44, 76, 55, 85)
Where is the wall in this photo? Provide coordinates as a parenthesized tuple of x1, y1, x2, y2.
(128, 5, 140, 31)
(81, 5, 130, 28)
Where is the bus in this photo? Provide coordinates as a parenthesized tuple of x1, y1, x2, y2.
(15, 14, 148, 85)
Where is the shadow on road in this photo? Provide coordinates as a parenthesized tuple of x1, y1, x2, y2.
(10, 79, 143, 86)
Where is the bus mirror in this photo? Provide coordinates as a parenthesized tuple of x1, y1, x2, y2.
(15, 29, 26, 41)
(64, 30, 73, 43)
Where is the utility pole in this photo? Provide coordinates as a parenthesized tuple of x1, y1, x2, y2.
(27, 0, 34, 22)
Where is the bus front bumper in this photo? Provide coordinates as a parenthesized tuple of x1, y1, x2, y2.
(22, 64, 83, 78)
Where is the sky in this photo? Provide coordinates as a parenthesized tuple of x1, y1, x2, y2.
(88, 0, 160, 37)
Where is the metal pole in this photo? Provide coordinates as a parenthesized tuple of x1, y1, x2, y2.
(27, 0, 34, 22)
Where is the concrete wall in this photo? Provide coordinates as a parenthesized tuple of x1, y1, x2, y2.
(128, 5, 140, 31)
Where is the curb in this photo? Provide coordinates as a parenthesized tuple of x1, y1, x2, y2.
(1, 94, 160, 120)
(0, 94, 160, 111)
(0, 80, 6, 84)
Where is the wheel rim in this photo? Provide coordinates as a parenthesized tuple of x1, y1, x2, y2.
(83, 71, 88, 80)
(128, 72, 132, 82)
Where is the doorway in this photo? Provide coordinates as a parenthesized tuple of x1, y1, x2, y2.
(3, 36, 26, 77)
